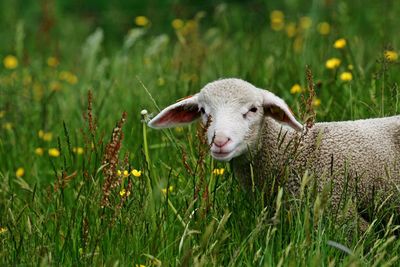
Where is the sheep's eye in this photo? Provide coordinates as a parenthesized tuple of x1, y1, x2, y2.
(249, 107, 258, 113)
(200, 107, 205, 114)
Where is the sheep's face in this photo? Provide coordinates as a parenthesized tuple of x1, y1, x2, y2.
(196, 81, 266, 161)
(148, 78, 302, 162)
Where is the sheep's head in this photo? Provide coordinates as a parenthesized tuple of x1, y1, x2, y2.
(148, 78, 302, 161)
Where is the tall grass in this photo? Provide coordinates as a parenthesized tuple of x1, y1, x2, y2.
(1, 1, 400, 266)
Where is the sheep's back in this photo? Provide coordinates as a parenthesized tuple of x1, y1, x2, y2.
(299, 115, 400, 204)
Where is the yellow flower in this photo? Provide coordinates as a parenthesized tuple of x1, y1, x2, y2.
(174, 127, 184, 134)
(16, 167, 25, 178)
(384, 50, 398, 62)
(317, 22, 330, 35)
(35, 147, 44, 156)
(135, 16, 150, 27)
(270, 10, 285, 31)
(340, 72, 353, 82)
(312, 98, 321, 107)
(213, 168, 225, 176)
(325, 58, 341, 69)
(123, 170, 129, 177)
(172, 19, 184, 30)
(47, 57, 59, 67)
(157, 77, 165, 86)
(119, 188, 130, 197)
(73, 147, 84, 155)
(0, 111, 5, 118)
(290, 84, 303, 94)
(38, 130, 53, 141)
(117, 170, 122, 176)
(333, 38, 346, 49)
(2, 122, 13, 130)
(3, 55, 18, 69)
(59, 71, 78, 85)
(43, 132, 53, 142)
(49, 81, 61, 91)
(299, 16, 312, 30)
(48, 148, 60, 157)
(293, 36, 303, 53)
(285, 22, 297, 38)
(131, 169, 142, 177)
(161, 186, 174, 194)
(0, 227, 7, 235)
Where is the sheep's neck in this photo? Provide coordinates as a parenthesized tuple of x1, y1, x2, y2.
(232, 117, 300, 190)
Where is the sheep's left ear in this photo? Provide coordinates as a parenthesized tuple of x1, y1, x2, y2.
(261, 90, 303, 131)
(148, 94, 200, 129)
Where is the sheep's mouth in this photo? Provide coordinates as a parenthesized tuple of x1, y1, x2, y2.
(211, 149, 235, 161)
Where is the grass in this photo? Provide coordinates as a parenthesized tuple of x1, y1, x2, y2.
(1, 1, 400, 266)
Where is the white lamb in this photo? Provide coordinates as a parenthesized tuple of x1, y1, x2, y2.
(148, 78, 400, 229)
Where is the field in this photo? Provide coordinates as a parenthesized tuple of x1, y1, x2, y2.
(1, 0, 400, 266)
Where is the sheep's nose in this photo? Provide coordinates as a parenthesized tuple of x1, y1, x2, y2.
(213, 134, 231, 148)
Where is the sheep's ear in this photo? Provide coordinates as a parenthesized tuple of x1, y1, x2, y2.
(261, 90, 303, 131)
(148, 94, 200, 129)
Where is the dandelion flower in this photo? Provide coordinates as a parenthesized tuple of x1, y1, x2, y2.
(47, 57, 59, 67)
(0, 227, 7, 235)
(172, 19, 184, 30)
(293, 36, 303, 53)
(270, 10, 285, 31)
(48, 148, 60, 157)
(42, 132, 53, 142)
(340, 72, 353, 82)
(59, 71, 78, 85)
(3, 55, 18, 69)
(73, 147, 84, 155)
(117, 170, 122, 176)
(174, 127, 184, 134)
(161, 185, 174, 194)
(123, 170, 129, 177)
(213, 168, 225, 175)
(317, 22, 330, 35)
(131, 169, 142, 177)
(49, 81, 61, 91)
(312, 98, 321, 107)
(290, 84, 303, 94)
(299, 16, 312, 30)
(285, 22, 296, 38)
(333, 38, 346, 49)
(157, 77, 165, 86)
(325, 58, 341, 69)
(16, 167, 25, 178)
(35, 147, 44, 156)
(119, 189, 127, 197)
(37, 130, 53, 141)
(384, 50, 398, 62)
(2, 122, 13, 130)
(135, 16, 150, 27)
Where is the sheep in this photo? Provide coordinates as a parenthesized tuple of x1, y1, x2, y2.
(148, 78, 400, 230)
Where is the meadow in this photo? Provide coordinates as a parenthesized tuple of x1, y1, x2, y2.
(1, 0, 400, 266)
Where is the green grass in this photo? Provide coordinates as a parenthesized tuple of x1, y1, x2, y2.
(1, 1, 400, 266)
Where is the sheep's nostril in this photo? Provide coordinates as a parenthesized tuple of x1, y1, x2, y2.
(213, 136, 231, 148)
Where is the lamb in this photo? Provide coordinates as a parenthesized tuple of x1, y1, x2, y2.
(148, 78, 400, 230)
